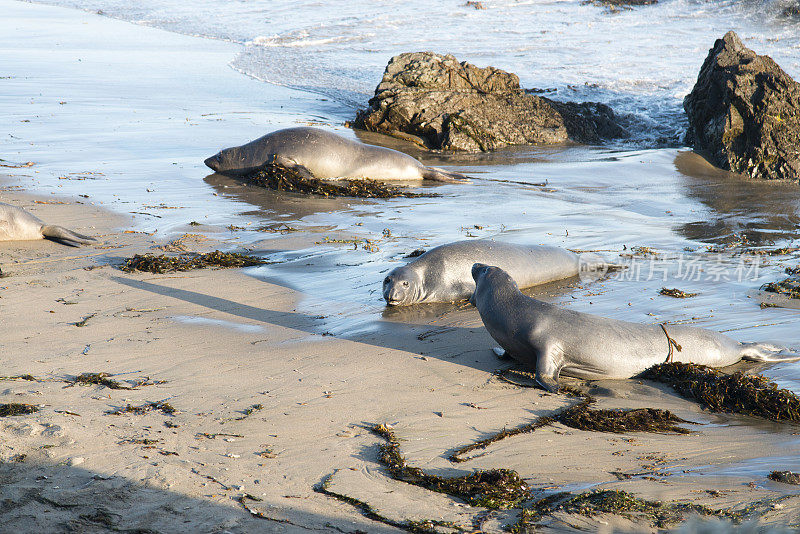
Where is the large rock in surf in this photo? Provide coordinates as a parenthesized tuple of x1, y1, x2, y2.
(684, 31, 800, 181)
(353, 52, 628, 152)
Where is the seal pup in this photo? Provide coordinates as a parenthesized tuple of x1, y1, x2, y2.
(471, 263, 800, 392)
(0, 203, 96, 246)
(204, 127, 469, 183)
(383, 240, 606, 306)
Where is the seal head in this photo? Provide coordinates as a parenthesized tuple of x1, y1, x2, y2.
(204, 145, 261, 175)
(383, 267, 424, 306)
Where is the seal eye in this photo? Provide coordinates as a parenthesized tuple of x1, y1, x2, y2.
(402, 281, 409, 287)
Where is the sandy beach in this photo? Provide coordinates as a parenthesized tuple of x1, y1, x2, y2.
(3, 1, 800, 532)
(3, 189, 800, 532)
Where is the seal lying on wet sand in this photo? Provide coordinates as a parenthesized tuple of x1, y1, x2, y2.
(383, 240, 607, 306)
(204, 127, 470, 183)
(0, 203, 96, 246)
(471, 263, 800, 392)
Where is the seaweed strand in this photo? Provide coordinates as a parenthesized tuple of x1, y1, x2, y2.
(449, 396, 692, 463)
(372, 424, 529, 509)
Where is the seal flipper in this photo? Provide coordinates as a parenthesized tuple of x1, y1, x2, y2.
(421, 167, 471, 183)
(535, 346, 564, 393)
(40, 225, 96, 246)
(740, 342, 800, 363)
(269, 154, 316, 181)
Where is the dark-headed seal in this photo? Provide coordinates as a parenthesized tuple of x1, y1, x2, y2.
(383, 240, 606, 306)
(471, 263, 800, 391)
(204, 127, 469, 183)
(0, 203, 96, 246)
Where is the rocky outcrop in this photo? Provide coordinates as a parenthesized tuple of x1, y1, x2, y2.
(684, 31, 800, 181)
(353, 52, 628, 152)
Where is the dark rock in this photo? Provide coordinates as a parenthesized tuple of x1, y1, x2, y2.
(780, 2, 800, 19)
(353, 52, 629, 152)
(684, 31, 800, 181)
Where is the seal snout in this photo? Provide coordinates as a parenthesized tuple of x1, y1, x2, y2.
(471, 263, 490, 281)
(383, 278, 403, 306)
(383, 273, 413, 306)
(204, 153, 222, 171)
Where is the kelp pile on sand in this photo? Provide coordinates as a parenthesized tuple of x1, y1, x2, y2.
(0, 403, 39, 417)
(659, 287, 698, 298)
(244, 163, 433, 198)
(558, 402, 693, 434)
(120, 250, 268, 274)
(450, 397, 692, 463)
(106, 401, 176, 416)
(372, 423, 529, 509)
(761, 275, 800, 299)
(70, 372, 130, 389)
(68, 372, 164, 390)
(769, 471, 800, 485)
(642, 362, 800, 421)
(512, 490, 730, 532)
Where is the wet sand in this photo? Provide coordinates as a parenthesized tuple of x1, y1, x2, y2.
(3, 1, 800, 532)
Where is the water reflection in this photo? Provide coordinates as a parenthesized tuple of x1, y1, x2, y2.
(203, 172, 374, 222)
(674, 151, 800, 246)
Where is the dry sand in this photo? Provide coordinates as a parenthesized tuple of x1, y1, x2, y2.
(1, 186, 800, 533)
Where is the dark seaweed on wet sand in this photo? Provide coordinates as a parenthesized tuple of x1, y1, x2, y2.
(761, 276, 800, 299)
(642, 362, 800, 422)
(120, 250, 268, 274)
(371, 423, 529, 509)
(244, 163, 434, 198)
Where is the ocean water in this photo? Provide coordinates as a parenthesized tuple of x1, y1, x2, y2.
(29, 0, 800, 146)
(6, 0, 800, 391)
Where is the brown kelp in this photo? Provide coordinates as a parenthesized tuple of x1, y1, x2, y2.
(513, 490, 729, 531)
(372, 424, 529, 509)
(761, 276, 800, 299)
(314, 475, 457, 533)
(642, 362, 800, 421)
(245, 163, 433, 199)
(449, 397, 692, 463)
(768, 471, 800, 485)
(0, 403, 39, 417)
(106, 401, 176, 416)
(70, 372, 130, 390)
(659, 287, 699, 298)
(120, 250, 268, 274)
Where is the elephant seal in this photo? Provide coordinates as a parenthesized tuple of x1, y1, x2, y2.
(204, 127, 469, 183)
(471, 263, 800, 392)
(0, 203, 96, 246)
(383, 240, 607, 306)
